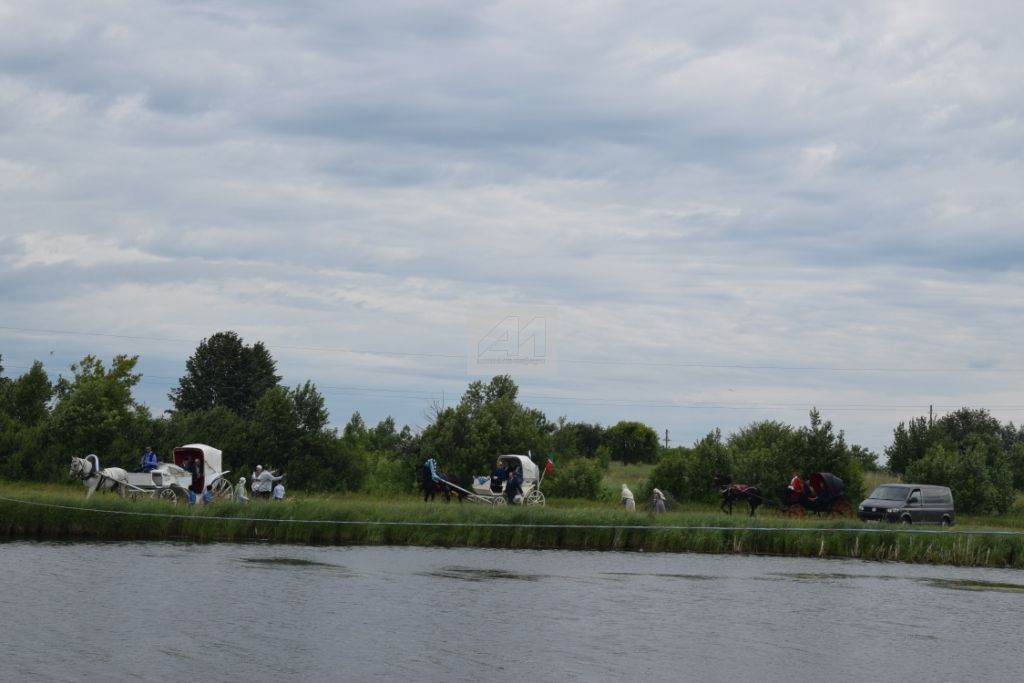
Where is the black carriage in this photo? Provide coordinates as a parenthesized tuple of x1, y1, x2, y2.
(778, 472, 852, 518)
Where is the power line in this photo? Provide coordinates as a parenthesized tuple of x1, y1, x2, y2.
(2, 360, 1019, 413)
(2, 324, 1022, 374)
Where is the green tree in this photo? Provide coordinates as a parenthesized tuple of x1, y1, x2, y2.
(793, 408, 864, 502)
(726, 420, 799, 491)
(0, 360, 52, 425)
(543, 458, 604, 499)
(687, 430, 731, 503)
(248, 386, 300, 474)
(169, 331, 281, 418)
(289, 411, 369, 492)
(47, 355, 143, 477)
(849, 445, 881, 472)
(937, 407, 1002, 448)
(885, 417, 934, 474)
(164, 405, 249, 474)
(551, 419, 605, 461)
(1, 359, 55, 480)
(647, 446, 693, 502)
(602, 421, 659, 465)
(419, 376, 553, 482)
(363, 417, 420, 495)
(906, 435, 1014, 514)
(291, 380, 329, 434)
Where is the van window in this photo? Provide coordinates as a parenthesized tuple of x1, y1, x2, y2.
(921, 488, 953, 505)
(907, 490, 922, 505)
(871, 486, 909, 501)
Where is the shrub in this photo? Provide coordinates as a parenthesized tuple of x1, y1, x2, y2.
(545, 459, 604, 499)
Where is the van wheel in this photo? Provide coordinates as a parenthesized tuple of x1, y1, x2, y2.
(900, 515, 912, 525)
(940, 517, 951, 527)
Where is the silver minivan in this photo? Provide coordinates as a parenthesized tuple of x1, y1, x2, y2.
(858, 484, 955, 526)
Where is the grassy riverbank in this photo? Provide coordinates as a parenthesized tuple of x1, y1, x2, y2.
(3, 483, 1023, 568)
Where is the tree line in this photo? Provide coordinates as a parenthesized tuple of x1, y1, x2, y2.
(2, 331, 1022, 513)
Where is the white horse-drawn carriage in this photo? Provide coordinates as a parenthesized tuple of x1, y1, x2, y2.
(468, 454, 546, 506)
(70, 443, 233, 504)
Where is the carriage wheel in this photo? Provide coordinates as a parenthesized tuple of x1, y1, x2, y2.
(830, 500, 853, 518)
(524, 490, 545, 506)
(492, 496, 507, 505)
(211, 477, 233, 501)
(159, 488, 179, 505)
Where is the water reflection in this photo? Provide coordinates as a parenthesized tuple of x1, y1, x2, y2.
(926, 578, 1024, 593)
(422, 566, 539, 581)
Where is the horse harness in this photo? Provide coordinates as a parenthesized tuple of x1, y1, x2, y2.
(72, 459, 110, 486)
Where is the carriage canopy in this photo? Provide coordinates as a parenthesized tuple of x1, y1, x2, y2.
(496, 454, 539, 482)
(809, 472, 844, 499)
(173, 444, 223, 478)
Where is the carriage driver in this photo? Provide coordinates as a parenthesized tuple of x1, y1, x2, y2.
(787, 470, 804, 503)
(490, 459, 508, 493)
(139, 446, 158, 473)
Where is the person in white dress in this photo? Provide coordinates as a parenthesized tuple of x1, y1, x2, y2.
(621, 484, 635, 512)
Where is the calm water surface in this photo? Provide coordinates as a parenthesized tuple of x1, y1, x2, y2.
(2, 542, 1022, 682)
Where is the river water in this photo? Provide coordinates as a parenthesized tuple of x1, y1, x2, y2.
(2, 542, 1022, 682)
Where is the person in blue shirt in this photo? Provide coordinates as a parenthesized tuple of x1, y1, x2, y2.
(139, 446, 159, 472)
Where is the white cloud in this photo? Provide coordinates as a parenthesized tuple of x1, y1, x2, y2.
(1, 0, 1022, 453)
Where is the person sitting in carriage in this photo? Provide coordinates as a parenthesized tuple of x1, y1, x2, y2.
(787, 469, 804, 504)
(490, 459, 508, 493)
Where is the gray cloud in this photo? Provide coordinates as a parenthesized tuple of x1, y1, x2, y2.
(2, 1, 1023, 453)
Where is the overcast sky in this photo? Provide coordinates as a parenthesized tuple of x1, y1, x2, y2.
(2, 1, 1022, 456)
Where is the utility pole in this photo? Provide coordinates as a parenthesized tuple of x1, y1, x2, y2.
(664, 429, 670, 449)
(929, 404, 933, 427)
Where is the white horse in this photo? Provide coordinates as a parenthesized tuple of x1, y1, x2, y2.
(69, 454, 130, 498)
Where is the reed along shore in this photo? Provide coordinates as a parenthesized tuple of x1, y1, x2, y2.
(2, 486, 1023, 569)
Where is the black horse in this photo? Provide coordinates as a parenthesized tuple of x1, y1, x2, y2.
(713, 474, 764, 517)
(415, 464, 465, 503)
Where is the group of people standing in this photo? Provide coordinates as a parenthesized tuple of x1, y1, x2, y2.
(235, 465, 285, 503)
(620, 484, 667, 513)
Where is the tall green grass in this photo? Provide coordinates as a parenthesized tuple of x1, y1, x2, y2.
(3, 483, 1023, 567)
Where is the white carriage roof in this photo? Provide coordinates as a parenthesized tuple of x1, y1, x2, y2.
(497, 454, 539, 480)
(174, 443, 223, 474)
